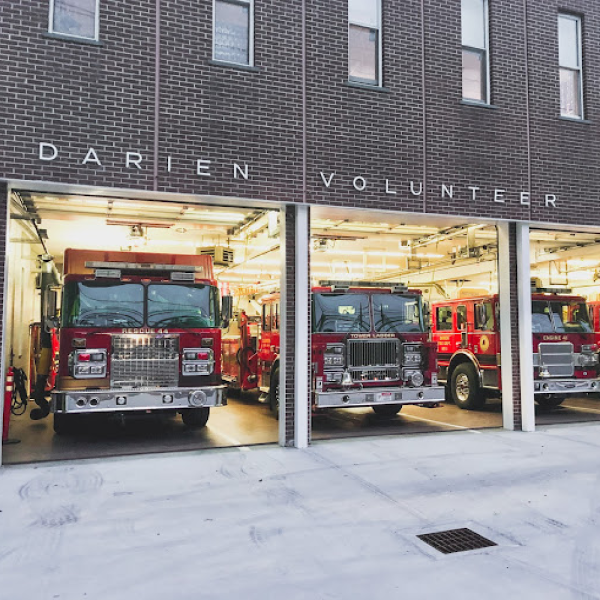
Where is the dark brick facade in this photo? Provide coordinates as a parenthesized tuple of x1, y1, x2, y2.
(1, 1, 599, 225)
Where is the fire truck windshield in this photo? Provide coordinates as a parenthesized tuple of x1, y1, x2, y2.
(147, 284, 219, 328)
(62, 281, 144, 327)
(373, 294, 424, 333)
(312, 293, 370, 333)
(531, 300, 592, 334)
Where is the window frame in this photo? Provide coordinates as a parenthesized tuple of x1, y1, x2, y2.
(461, 0, 490, 105)
(48, 0, 100, 42)
(558, 13, 584, 120)
(348, 0, 383, 87)
(213, 0, 255, 67)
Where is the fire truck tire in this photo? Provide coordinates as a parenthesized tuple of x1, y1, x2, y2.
(450, 363, 485, 410)
(269, 367, 280, 419)
(536, 394, 565, 409)
(53, 413, 78, 435)
(372, 405, 402, 417)
(181, 407, 210, 428)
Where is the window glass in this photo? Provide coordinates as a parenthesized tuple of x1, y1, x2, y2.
(51, 0, 97, 39)
(349, 0, 379, 27)
(215, 0, 250, 65)
(436, 306, 453, 331)
(349, 25, 378, 83)
(62, 281, 143, 328)
(313, 293, 371, 333)
(147, 284, 218, 328)
(262, 304, 271, 332)
(462, 50, 485, 101)
(559, 16, 580, 68)
(373, 294, 424, 333)
(474, 302, 494, 330)
(461, 0, 488, 102)
(461, 0, 486, 48)
(560, 69, 582, 117)
(456, 306, 467, 330)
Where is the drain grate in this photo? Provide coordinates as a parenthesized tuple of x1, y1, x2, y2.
(417, 528, 497, 554)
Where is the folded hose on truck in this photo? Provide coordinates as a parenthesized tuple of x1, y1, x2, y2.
(11, 367, 28, 416)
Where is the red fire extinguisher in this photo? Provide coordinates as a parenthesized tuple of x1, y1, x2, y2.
(2, 367, 20, 445)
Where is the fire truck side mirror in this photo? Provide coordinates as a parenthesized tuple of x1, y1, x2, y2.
(43, 289, 59, 326)
(422, 301, 431, 329)
(221, 295, 233, 328)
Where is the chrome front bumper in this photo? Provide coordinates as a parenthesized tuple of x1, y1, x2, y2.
(534, 379, 600, 395)
(52, 385, 227, 414)
(314, 385, 445, 409)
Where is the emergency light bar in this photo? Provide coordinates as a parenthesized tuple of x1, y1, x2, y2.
(319, 280, 408, 292)
(531, 286, 572, 294)
(86, 261, 204, 273)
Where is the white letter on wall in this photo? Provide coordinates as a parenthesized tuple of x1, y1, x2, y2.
(520, 192, 530, 206)
(468, 186, 480, 201)
(320, 172, 335, 188)
(494, 189, 506, 203)
(197, 159, 211, 176)
(385, 180, 397, 194)
(353, 177, 367, 191)
(410, 181, 423, 196)
(545, 194, 557, 208)
(82, 148, 102, 166)
(233, 163, 249, 180)
(126, 152, 143, 169)
(39, 142, 58, 161)
(442, 185, 454, 199)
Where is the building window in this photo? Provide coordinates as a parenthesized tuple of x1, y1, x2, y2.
(558, 14, 584, 119)
(348, 0, 382, 86)
(49, 0, 99, 41)
(214, 0, 253, 66)
(461, 0, 489, 103)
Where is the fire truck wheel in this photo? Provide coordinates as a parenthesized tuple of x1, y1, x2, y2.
(536, 394, 565, 409)
(269, 367, 280, 419)
(181, 407, 210, 428)
(372, 405, 402, 417)
(450, 363, 485, 410)
(53, 413, 78, 435)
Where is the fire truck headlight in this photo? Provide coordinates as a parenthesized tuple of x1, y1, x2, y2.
(76, 366, 91, 375)
(402, 344, 422, 367)
(410, 372, 424, 387)
(325, 372, 343, 383)
(324, 344, 345, 369)
(579, 352, 599, 366)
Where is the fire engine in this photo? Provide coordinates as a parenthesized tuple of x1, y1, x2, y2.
(432, 288, 600, 410)
(224, 282, 445, 416)
(48, 249, 232, 433)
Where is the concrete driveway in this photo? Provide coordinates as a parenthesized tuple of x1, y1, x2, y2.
(1, 423, 599, 599)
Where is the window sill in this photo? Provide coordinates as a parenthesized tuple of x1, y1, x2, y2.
(559, 115, 591, 124)
(344, 81, 391, 93)
(43, 32, 103, 46)
(461, 100, 498, 109)
(209, 60, 260, 73)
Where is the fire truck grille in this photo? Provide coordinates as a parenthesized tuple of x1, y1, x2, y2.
(350, 368, 400, 382)
(348, 339, 400, 382)
(111, 334, 179, 389)
(538, 342, 574, 377)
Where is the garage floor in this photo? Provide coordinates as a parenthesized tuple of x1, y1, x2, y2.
(4, 395, 600, 465)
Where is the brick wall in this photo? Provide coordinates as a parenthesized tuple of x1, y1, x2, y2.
(1, 1, 600, 227)
(508, 223, 522, 429)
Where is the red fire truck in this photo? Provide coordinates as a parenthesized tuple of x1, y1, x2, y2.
(224, 283, 444, 416)
(49, 249, 232, 433)
(432, 290, 600, 410)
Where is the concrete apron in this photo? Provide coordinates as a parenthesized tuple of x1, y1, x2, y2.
(0, 423, 599, 600)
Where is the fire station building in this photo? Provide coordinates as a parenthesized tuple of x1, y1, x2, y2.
(2, 0, 600, 465)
